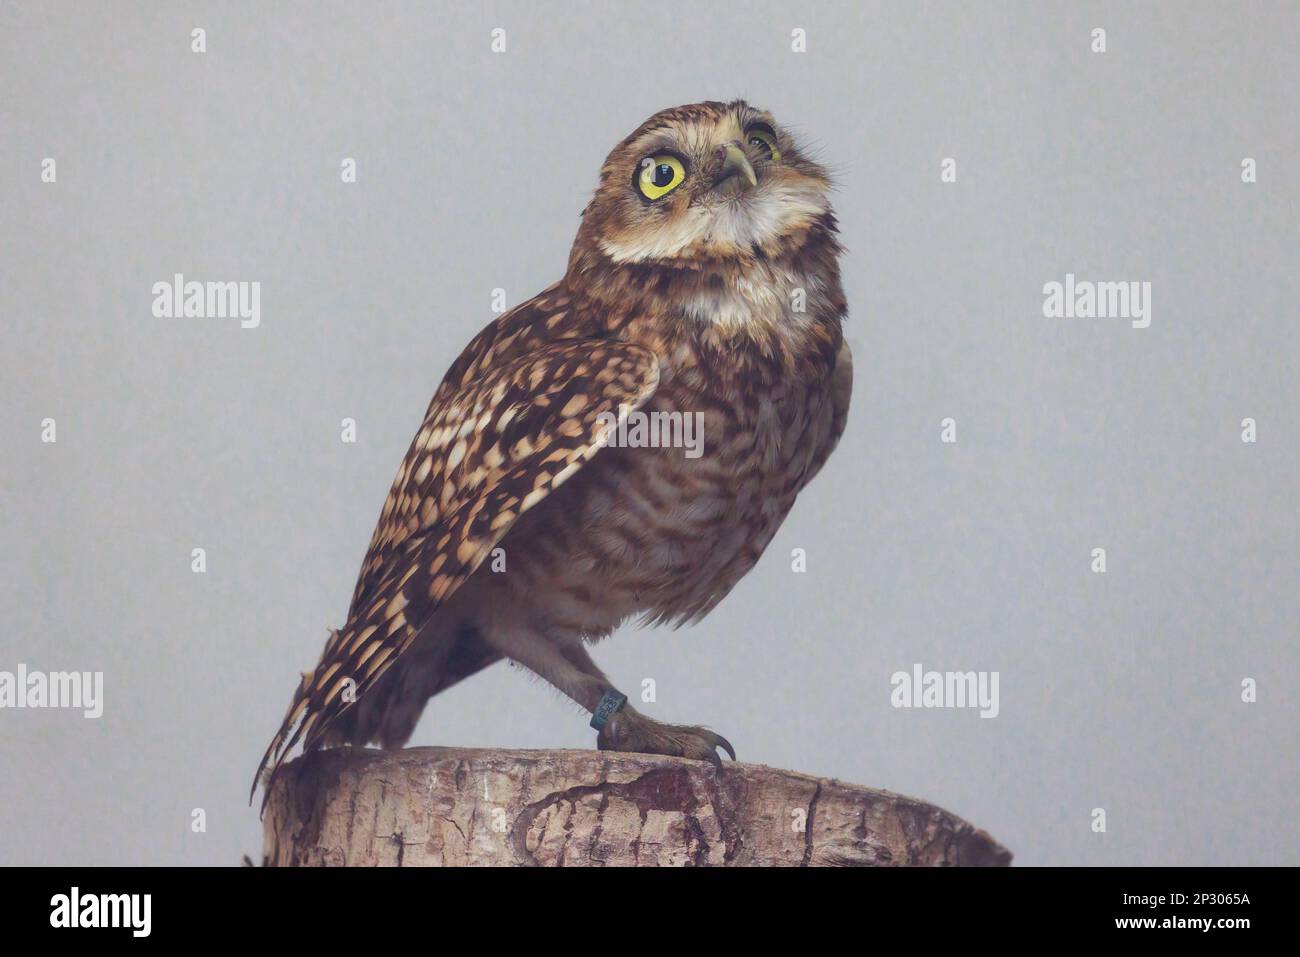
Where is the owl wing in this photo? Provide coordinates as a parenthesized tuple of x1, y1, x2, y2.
(251, 336, 659, 805)
(349, 285, 574, 616)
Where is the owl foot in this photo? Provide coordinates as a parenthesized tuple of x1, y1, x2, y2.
(595, 708, 736, 769)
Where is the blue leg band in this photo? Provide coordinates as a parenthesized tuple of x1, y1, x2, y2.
(590, 690, 628, 731)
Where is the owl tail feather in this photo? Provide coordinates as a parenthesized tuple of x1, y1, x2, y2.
(249, 664, 319, 814)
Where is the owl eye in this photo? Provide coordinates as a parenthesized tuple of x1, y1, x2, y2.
(745, 126, 781, 162)
(637, 155, 686, 200)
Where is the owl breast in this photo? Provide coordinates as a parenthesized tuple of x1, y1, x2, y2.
(496, 334, 841, 637)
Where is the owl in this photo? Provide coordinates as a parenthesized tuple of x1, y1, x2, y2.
(252, 100, 851, 805)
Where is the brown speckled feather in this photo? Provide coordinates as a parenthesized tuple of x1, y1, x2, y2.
(252, 327, 658, 803)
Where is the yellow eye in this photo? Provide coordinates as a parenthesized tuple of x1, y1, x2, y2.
(637, 155, 686, 200)
(746, 127, 780, 162)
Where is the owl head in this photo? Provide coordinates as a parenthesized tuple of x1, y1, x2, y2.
(572, 100, 833, 268)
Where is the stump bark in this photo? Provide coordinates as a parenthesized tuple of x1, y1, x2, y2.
(262, 746, 1012, 866)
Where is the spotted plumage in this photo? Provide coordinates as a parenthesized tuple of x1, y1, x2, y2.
(253, 100, 851, 805)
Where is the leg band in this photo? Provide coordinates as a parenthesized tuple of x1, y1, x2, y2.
(589, 690, 628, 731)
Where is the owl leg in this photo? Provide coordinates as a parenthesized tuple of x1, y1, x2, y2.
(486, 631, 735, 766)
(484, 628, 615, 714)
(560, 642, 736, 768)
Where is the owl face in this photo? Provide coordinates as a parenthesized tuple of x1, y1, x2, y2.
(578, 100, 833, 265)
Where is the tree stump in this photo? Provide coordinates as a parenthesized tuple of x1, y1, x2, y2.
(262, 746, 1012, 866)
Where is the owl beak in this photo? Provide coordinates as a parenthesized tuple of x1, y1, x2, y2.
(716, 142, 758, 191)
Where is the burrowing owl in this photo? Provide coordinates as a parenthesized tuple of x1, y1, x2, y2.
(253, 100, 851, 802)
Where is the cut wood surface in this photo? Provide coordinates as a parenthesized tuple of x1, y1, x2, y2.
(262, 746, 1012, 866)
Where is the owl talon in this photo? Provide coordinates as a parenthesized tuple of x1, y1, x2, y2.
(596, 708, 736, 767)
(713, 732, 737, 762)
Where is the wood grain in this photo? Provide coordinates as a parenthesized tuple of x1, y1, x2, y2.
(263, 747, 1012, 867)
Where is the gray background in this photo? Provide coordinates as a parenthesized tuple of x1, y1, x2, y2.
(1, 0, 1296, 866)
